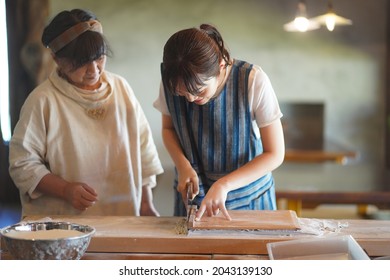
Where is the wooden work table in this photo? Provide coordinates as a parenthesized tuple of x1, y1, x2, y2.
(1, 215, 390, 260)
(0, 216, 390, 259)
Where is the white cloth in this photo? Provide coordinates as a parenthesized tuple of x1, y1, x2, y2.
(9, 69, 164, 217)
(153, 63, 283, 132)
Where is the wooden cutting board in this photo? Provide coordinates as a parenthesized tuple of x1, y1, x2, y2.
(189, 210, 300, 230)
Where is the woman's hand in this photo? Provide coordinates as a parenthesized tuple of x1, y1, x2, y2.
(140, 202, 160, 216)
(176, 166, 199, 206)
(195, 182, 231, 221)
(36, 174, 98, 211)
(63, 182, 98, 211)
(140, 184, 160, 216)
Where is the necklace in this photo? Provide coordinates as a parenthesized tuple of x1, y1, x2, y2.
(86, 107, 106, 120)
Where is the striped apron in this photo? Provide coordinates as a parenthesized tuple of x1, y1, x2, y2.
(163, 60, 276, 216)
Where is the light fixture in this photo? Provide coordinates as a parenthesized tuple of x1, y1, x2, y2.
(310, 1, 352, 31)
(284, 1, 320, 32)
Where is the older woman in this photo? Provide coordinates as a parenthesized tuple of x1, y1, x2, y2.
(9, 9, 163, 218)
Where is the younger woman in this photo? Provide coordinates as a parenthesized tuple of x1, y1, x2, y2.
(154, 24, 284, 220)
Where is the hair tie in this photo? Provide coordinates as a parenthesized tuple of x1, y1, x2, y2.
(47, 20, 103, 53)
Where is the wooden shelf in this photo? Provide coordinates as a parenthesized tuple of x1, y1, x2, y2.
(276, 190, 390, 217)
(285, 149, 358, 164)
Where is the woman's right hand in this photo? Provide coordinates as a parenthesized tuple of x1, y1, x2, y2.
(37, 174, 98, 211)
(177, 166, 199, 204)
(63, 182, 98, 211)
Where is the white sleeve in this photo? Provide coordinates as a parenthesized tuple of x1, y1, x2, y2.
(152, 81, 170, 115)
(248, 65, 283, 128)
(9, 89, 51, 198)
(142, 175, 157, 188)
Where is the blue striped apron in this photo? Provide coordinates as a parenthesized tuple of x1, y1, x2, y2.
(163, 60, 276, 216)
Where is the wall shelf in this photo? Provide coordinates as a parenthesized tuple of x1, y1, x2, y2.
(285, 149, 358, 165)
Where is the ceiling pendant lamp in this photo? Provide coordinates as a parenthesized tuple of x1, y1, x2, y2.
(284, 0, 320, 32)
(310, 1, 352, 31)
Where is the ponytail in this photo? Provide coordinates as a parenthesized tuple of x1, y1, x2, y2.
(199, 24, 231, 66)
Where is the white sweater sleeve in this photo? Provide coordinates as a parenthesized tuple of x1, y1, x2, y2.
(9, 87, 51, 198)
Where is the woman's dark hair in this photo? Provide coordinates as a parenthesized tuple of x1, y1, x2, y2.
(42, 9, 111, 70)
(162, 24, 231, 95)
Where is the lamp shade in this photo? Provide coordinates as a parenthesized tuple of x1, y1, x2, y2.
(310, 1, 352, 31)
(311, 12, 352, 31)
(284, 1, 320, 32)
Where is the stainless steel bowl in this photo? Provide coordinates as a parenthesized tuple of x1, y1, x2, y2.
(0, 221, 95, 260)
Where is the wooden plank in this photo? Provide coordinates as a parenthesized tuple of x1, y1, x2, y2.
(81, 253, 212, 260)
(189, 210, 300, 230)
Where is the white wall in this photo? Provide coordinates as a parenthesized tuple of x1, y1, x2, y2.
(50, 0, 388, 215)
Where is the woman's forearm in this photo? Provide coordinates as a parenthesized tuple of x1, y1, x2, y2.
(36, 173, 69, 199)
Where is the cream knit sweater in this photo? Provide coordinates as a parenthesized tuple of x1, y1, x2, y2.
(9, 69, 163, 217)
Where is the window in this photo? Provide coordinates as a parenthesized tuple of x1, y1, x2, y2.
(0, 0, 10, 143)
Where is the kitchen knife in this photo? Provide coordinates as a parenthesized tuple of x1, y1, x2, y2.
(186, 182, 194, 222)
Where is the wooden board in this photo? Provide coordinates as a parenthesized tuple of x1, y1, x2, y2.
(189, 210, 300, 230)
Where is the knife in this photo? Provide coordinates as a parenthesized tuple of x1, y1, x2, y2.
(186, 182, 195, 222)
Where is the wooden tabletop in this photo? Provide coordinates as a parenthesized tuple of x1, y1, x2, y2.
(1, 215, 388, 259)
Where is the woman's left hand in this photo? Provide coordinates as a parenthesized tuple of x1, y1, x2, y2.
(140, 201, 160, 216)
(195, 183, 231, 221)
(140, 184, 160, 216)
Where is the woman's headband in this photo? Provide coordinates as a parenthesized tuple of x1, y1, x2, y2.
(47, 20, 103, 53)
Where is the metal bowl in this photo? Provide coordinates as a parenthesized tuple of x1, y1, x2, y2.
(0, 221, 95, 260)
